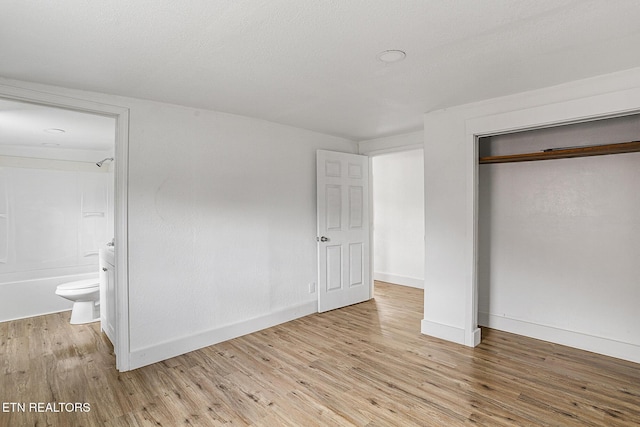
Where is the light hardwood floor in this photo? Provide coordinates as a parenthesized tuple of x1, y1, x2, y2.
(1, 281, 639, 426)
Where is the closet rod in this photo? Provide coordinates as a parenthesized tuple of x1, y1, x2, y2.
(479, 140, 640, 164)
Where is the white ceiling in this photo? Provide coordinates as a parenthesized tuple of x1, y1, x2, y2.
(1, 0, 640, 141)
(0, 99, 115, 153)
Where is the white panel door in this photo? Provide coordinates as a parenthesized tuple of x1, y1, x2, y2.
(317, 150, 370, 312)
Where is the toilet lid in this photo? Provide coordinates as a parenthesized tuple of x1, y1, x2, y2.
(57, 279, 100, 290)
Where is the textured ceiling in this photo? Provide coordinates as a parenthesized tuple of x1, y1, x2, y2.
(1, 0, 640, 141)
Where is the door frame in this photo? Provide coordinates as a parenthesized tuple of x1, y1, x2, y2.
(358, 140, 424, 297)
(0, 81, 131, 371)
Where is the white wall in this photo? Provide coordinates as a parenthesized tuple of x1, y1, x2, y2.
(423, 66, 640, 362)
(0, 77, 357, 368)
(0, 159, 111, 321)
(126, 102, 356, 366)
(372, 149, 424, 288)
(478, 116, 640, 352)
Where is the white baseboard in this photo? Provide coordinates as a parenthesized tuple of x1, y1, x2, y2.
(374, 272, 424, 289)
(469, 327, 482, 347)
(421, 319, 466, 345)
(479, 311, 640, 364)
(129, 301, 317, 369)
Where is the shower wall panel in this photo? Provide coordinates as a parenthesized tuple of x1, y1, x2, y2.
(0, 166, 111, 321)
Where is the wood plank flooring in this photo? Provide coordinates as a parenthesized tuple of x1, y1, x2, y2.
(1, 281, 639, 426)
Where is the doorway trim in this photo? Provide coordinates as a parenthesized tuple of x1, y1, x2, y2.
(0, 81, 131, 370)
(358, 132, 425, 303)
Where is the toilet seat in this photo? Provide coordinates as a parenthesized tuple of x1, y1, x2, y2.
(55, 278, 101, 324)
(56, 279, 99, 291)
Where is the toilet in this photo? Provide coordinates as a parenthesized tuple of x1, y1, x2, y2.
(55, 278, 100, 324)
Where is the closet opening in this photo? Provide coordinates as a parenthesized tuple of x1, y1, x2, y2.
(477, 113, 640, 360)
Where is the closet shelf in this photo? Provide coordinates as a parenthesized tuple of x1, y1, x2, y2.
(479, 140, 640, 164)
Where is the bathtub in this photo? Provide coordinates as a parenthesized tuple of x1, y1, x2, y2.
(0, 267, 100, 322)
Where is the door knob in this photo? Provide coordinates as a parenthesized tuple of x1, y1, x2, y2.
(317, 236, 329, 242)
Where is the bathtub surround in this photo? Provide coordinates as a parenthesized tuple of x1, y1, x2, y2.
(0, 162, 112, 322)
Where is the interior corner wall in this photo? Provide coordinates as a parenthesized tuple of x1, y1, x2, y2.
(422, 66, 640, 361)
(372, 149, 424, 288)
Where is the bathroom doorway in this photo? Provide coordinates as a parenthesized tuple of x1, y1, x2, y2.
(0, 84, 130, 370)
(0, 98, 115, 320)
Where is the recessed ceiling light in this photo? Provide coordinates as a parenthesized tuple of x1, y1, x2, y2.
(44, 128, 66, 134)
(377, 50, 406, 63)
(42, 142, 60, 147)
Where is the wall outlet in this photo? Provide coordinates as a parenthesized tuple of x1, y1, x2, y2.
(309, 282, 316, 293)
